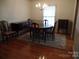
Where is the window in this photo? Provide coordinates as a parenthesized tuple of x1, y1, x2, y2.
(43, 6, 56, 26)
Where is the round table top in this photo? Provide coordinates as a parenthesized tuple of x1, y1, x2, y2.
(39, 23, 54, 29)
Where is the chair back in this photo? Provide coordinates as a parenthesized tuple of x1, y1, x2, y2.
(53, 21, 56, 32)
(0, 21, 9, 32)
(47, 22, 56, 33)
(27, 19, 32, 26)
(32, 23, 39, 28)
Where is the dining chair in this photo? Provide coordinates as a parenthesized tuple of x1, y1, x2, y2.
(31, 23, 39, 41)
(45, 22, 56, 40)
(0, 21, 16, 42)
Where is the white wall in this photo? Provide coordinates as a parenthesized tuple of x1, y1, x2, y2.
(0, 0, 76, 24)
(31, 0, 75, 22)
(0, 0, 31, 23)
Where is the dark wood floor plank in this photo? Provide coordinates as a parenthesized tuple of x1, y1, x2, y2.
(0, 34, 73, 59)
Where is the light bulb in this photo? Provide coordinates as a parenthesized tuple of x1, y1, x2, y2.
(35, 4, 38, 7)
(43, 3, 48, 8)
(38, 3, 41, 7)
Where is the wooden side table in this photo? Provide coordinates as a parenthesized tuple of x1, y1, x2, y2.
(57, 19, 69, 34)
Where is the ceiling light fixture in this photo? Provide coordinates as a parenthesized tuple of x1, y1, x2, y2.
(35, 0, 48, 9)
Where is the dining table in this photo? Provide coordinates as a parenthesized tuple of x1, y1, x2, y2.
(29, 21, 55, 42)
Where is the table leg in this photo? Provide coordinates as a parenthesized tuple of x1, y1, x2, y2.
(30, 28, 31, 38)
(44, 30, 46, 42)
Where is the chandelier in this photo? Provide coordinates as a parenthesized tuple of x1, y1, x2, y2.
(35, 0, 48, 9)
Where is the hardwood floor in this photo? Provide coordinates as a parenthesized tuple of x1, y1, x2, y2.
(0, 34, 73, 59)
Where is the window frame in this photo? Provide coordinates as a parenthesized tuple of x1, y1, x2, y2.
(42, 5, 56, 26)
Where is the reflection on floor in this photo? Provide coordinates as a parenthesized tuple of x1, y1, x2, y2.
(0, 33, 73, 59)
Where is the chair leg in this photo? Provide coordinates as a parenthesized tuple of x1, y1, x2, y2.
(2, 36, 5, 42)
(52, 33, 55, 40)
(43, 32, 46, 42)
(32, 32, 35, 41)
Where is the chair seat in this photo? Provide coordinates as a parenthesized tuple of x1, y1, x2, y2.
(2, 31, 16, 35)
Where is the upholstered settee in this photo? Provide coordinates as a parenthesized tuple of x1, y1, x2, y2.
(10, 19, 32, 36)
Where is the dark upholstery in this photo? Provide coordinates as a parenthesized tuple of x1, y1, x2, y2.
(11, 23, 25, 32)
(11, 22, 27, 35)
(10, 19, 33, 36)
